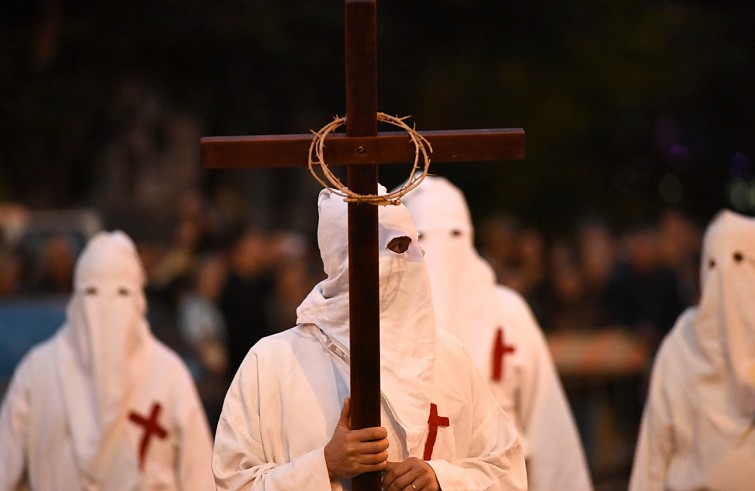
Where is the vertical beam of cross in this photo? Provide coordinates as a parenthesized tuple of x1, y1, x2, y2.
(344, 2, 381, 490)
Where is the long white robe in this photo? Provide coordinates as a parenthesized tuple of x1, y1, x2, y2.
(0, 230, 214, 490)
(0, 333, 214, 491)
(486, 286, 593, 491)
(402, 175, 592, 491)
(212, 324, 527, 491)
(629, 209, 755, 491)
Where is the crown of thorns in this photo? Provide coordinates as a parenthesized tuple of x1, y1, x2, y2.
(307, 112, 432, 205)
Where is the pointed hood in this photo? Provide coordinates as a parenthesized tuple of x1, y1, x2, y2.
(56, 230, 153, 477)
(694, 209, 755, 417)
(401, 176, 499, 364)
(297, 187, 436, 455)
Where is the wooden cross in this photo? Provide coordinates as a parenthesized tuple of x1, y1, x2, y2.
(201, 2, 524, 489)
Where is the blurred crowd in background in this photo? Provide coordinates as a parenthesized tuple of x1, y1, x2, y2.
(0, 191, 704, 490)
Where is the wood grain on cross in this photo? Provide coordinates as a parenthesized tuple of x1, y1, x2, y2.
(201, 2, 524, 489)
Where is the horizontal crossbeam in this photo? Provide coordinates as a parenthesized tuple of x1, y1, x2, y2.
(201, 128, 525, 168)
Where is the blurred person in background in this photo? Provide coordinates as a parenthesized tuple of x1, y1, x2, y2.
(29, 232, 76, 296)
(478, 213, 521, 287)
(629, 210, 755, 490)
(514, 226, 549, 318)
(0, 248, 22, 298)
(402, 176, 593, 491)
(0, 230, 214, 490)
(575, 217, 618, 328)
(656, 208, 702, 307)
(540, 239, 596, 332)
(604, 223, 686, 351)
(266, 230, 321, 333)
(602, 221, 689, 481)
(177, 251, 229, 433)
(219, 227, 276, 379)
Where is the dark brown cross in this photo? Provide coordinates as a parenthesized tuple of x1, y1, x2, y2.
(201, 2, 524, 489)
(492, 326, 517, 382)
(128, 402, 168, 471)
(423, 402, 450, 461)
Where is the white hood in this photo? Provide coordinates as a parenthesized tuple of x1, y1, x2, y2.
(401, 176, 499, 364)
(56, 230, 153, 477)
(695, 209, 755, 417)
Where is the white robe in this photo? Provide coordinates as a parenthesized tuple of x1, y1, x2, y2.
(0, 332, 215, 491)
(401, 175, 592, 491)
(0, 230, 214, 491)
(212, 324, 527, 491)
(629, 209, 755, 491)
(484, 286, 593, 491)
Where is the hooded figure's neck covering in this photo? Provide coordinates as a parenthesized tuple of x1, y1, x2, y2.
(296, 187, 436, 455)
(401, 176, 499, 362)
(694, 209, 755, 417)
(55, 230, 153, 476)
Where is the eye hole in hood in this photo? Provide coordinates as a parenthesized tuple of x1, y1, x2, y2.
(387, 236, 412, 254)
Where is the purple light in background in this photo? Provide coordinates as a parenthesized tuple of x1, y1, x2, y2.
(666, 143, 692, 172)
(668, 144, 690, 159)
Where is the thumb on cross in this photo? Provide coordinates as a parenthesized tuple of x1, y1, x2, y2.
(338, 396, 352, 430)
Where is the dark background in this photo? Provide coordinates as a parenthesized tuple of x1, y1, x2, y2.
(2, 0, 754, 240)
(3, 3, 754, 488)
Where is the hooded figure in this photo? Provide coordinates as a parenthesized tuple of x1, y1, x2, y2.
(212, 187, 527, 491)
(401, 176, 593, 491)
(0, 231, 214, 490)
(629, 209, 755, 491)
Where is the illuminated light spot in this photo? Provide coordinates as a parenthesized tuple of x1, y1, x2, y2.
(748, 183, 755, 212)
(728, 180, 750, 211)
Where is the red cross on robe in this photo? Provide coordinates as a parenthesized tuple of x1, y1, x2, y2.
(423, 403, 450, 460)
(128, 402, 169, 471)
(491, 326, 516, 382)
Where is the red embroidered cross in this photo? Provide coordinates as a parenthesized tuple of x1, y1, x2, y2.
(491, 326, 516, 381)
(128, 402, 168, 471)
(423, 403, 450, 460)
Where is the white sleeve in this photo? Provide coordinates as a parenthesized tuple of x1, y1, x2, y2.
(0, 355, 32, 491)
(501, 289, 593, 491)
(212, 351, 333, 491)
(628, 341, 674, 491)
